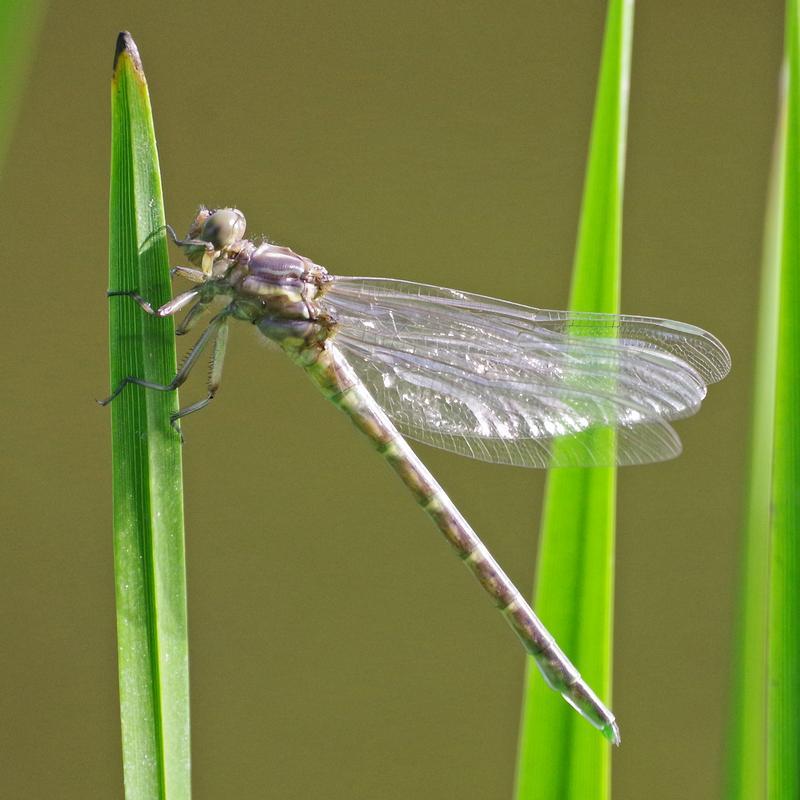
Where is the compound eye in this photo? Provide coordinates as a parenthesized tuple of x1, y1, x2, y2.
(201, 207, 247, 249)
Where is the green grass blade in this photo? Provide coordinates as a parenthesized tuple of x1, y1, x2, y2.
(725, 68, 785, 800)
(514, 1, 633, 798)
(0, 1, 46, 177)
(767, 2, 800, 796)
(109, 32, 190, 800)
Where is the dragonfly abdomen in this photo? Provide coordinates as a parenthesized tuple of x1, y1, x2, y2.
(303, 343, 620, 743)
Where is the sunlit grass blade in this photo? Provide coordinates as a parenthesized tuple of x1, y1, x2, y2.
(109, 32, 190, 799)
(514, 1, 633, 798)
(724, 65, 784, 800)
(0, 1, 46, 177)
(767, 2, 800, 796)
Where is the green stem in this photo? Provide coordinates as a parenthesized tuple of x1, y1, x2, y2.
(109, 32, 190, 800)
(766, 2, 800, 795)
(514, 2, 633, 798)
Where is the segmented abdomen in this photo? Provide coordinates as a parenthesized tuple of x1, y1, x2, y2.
(301, 342, 618, 742)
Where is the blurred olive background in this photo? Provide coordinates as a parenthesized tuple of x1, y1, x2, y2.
(0, 1, 781, 798)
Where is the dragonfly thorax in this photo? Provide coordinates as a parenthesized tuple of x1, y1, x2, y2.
(176, 208, 336, 354)
(223, 239, 334, 353)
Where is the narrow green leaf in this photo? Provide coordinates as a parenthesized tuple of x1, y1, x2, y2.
(514, 2, 633, 798)
(767, 2, 800, 795)
(108, 32, 190, 799)
(725, 67, 784, 800)
(0, 1, 46, 177)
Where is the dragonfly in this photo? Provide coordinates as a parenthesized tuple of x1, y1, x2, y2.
(102, 207, 731, 745)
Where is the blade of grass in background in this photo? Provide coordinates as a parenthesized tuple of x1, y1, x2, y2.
(0, 1, 46, 178)
(514, 1, 633, 798)
(724, 62, 785, 800)
(109, 32, 190, 799)
(767, 1, 800, 796)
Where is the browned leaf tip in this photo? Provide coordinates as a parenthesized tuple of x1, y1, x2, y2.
(113, 31, 144, 76)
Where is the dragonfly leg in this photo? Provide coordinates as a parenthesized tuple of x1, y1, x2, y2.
(164, 223, 183, 245)
(176, 300, 209, 335)
(107, 289, 157, 314)
(98, 310, 229, 410)
(108, 288, 201, 317)
(166, 224, 216, 275)
(171, 264, 207, 283)
(169, 318, 229, 432)
(165, 224, 209, 250)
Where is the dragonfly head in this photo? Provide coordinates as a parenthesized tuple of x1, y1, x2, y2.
(185, 206, 247, 265)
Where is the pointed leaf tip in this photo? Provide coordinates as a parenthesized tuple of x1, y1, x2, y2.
(113, 31, 143, 75)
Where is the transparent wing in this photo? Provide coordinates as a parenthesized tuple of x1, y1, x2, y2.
(319, 277, 731, 468)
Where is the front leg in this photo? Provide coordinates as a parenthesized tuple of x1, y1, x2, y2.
(107, 288, 200, 317)
(166, 224, 216, 276)
(171, 265, 207, 284)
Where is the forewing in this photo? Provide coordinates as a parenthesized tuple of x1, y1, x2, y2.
(319, 277, 730, 468)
